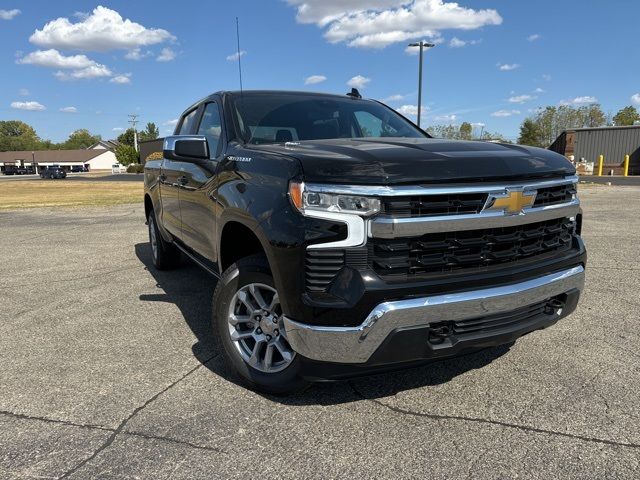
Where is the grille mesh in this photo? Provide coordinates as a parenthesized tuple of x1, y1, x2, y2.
(370, 217, 574, 279)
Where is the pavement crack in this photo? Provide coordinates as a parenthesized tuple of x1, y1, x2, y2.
(58, 355, 217, 479)
(123, 430, 226, 454)
(348, 382, 640, 450)
(0, 410, 113, 432)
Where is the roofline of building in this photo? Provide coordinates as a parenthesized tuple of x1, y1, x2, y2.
(563, 124, 640, 134)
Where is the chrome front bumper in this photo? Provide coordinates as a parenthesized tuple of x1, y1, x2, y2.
(283, 266, 585, 364)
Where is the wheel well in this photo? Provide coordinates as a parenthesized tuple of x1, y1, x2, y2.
(144, 194, 153, 220)
(220, 222, 266, 272)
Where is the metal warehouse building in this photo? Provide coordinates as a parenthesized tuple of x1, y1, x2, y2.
(550, 125, 640, 175)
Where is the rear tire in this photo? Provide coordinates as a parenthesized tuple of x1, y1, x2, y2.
(212, 254, 310, 395)
(147, 210, 181, 270)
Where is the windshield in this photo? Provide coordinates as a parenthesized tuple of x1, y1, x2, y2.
(230, 93, 426, 145)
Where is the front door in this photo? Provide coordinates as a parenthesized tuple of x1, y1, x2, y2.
(179, 101, 223, 262)
(159, 107, 200, 239)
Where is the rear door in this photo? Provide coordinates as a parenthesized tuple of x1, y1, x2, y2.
(178, 101, 223, 262)
(159, 107, 200, 239)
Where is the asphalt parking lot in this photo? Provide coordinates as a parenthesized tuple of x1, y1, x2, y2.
(1, 186, 639, 479)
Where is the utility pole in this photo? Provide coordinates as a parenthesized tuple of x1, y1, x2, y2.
(128, 114, 139, 152)
(407, 41, 435, 128)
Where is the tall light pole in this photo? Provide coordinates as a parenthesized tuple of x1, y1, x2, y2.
(408, 41, 435, 128)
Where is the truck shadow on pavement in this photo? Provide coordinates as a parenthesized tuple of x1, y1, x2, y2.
(135, 243, 512, 404)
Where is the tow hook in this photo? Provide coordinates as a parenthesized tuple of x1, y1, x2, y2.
(428, 322, 454, 345)
(544, 298, 564, 315)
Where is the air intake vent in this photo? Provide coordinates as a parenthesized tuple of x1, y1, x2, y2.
(382, 193, 488, 218)
(534, 183, 576, 207)
(305, 250, 345, 292)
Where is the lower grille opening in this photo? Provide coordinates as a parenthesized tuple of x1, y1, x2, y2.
(427, 295, 566, 344)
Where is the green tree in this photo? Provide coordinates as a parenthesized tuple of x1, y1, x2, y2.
(62, 129, 101, 149)
(0, 120, 41, 151)
(117, 128, 136, 147)
(579, 104, 606, 128)
(518, 119, 544, 147)
(459, 122, 473, 140)
(139, 122, 159, 142)
(115, 144, 139, 166)
(613, 106, 640, 126)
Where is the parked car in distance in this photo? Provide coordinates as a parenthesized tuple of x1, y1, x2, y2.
(71, 165, 88, 173)
(14, 166, 35, 175)
(3, 166, 34, 175)
(40, 166, 67, 179)
(111, 163, 126, 174)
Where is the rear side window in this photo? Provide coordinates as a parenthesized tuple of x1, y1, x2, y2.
(197, 103, 223, 157)
(179, 109, 199, 135)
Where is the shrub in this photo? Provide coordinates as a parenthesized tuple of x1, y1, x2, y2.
(126, 163, 144, 173)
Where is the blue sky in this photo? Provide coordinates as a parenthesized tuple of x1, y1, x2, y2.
(1, 0, 639, 142)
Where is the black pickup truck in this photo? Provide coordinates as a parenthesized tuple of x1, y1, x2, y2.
(143, 90, 586, 393)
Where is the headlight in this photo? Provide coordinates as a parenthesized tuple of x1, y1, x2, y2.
(289, 182, 380, 217)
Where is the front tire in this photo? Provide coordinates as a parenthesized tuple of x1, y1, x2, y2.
(212, 254, 309, 394)
(147, 210, 181, 270)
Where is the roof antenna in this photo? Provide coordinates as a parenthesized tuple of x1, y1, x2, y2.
(346, 88, 361, 99)
(236, 17, 243, 94)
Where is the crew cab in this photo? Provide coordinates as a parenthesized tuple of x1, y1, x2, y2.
(144, 90, 586, 394)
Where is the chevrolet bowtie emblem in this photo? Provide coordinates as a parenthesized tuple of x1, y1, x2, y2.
(485, 189, 536, 215)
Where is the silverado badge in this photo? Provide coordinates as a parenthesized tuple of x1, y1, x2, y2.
(484, 189, 537, 215)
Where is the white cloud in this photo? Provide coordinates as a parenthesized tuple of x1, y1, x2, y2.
(226, 50, 246, 61)
(508, 94, 535, 104)
(112, 127, 124, 132)
(55, 64, 113, 80)
(125, 48, 151, 60)
(11, 101, 45, 111)
(491, 109, 520, 117)
(471, 122, 485, 127)
(156, 47, 176, 62)
(286, 0, 502, 49)
(527, 34, 541, 41)
(110, 74, 132, 84)
(434, 114, 457, 122)
(0, 9, 20, 20)
(60, 106, 77, 113)
(347, 75, 371, 89)
(18, 88, 29, 96)
(534, 87, 545, 94)
(542, 74, 552, 81)
(164, 119, 179, 126)
(449, 37, 480, 48)
(18, 49, 97, 69)
(632, 94, 640, 106)
(305, 75, 327, 85)
(498, 63, 520, 71)
(29, 6, 175, 51)
(396, 105, 419, 116)
(560, 96, 598, 106)
(384, 94, 405, 102)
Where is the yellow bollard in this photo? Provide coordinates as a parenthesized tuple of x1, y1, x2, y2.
(597, 155, 604, 176)
(624, 154, 630, 177)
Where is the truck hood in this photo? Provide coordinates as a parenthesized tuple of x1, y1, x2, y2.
(250, 138, 574, 185)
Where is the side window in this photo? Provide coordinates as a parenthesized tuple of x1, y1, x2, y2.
(178, 109, 199, 135)
(197, 103, 222, 158)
